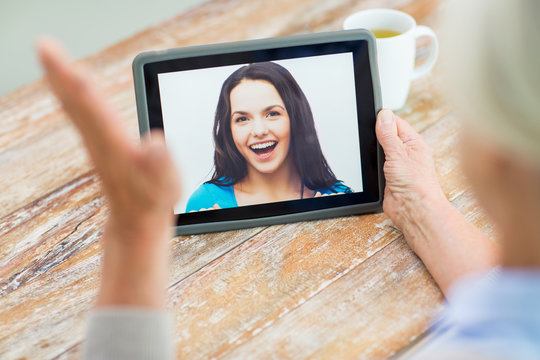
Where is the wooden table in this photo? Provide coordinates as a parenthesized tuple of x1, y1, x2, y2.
(0, 0, 494, 358)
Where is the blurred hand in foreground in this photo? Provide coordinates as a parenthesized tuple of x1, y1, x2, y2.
(37, 37, 181, 308)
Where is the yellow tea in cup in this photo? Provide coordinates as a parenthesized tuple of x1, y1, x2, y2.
(371, 29, 401, 38)
(344, 9, 439, 109)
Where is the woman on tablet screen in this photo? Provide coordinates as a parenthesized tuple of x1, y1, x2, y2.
(186, 62, 351, 212)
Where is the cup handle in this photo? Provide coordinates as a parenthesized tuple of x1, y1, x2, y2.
(411, 25, 439, 80)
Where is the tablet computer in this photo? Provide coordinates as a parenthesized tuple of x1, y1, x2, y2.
(133, 29, 383, 235)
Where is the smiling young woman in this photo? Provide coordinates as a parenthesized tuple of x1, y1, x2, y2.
(185, 61, 351, 212)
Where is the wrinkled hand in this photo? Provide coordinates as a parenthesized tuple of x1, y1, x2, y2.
(375, 110, 500, 294)
(37, 37, 181, 308)
(376, 110, 446, 232)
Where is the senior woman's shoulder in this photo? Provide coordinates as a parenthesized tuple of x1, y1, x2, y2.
(185, 181, 237, 212)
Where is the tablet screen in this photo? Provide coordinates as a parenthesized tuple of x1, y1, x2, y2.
(142, 39, 380, 227)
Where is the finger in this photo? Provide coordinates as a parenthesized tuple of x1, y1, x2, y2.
(376, 109, 401, 154)
(314, 192, 322, 197)
(36, 36, 134, 162)
(212, 204, 221, 209)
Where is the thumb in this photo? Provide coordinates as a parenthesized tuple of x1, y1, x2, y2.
(376, 109, 401, 153)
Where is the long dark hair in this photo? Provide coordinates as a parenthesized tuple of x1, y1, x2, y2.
(208, 61, 340, 191)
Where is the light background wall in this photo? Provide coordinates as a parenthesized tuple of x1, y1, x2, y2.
(0, 0, 208, 96)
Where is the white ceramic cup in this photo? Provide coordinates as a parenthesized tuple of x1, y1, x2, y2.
(343, 8, 438, 110)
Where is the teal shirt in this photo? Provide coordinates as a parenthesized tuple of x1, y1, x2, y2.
(185, 182, 352, 212)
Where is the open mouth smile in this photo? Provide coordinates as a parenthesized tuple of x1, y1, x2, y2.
(249, 141, 278, 159)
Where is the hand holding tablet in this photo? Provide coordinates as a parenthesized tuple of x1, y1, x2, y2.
(133, 30, 384, 235)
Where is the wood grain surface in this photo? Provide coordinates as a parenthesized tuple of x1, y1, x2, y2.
(0, 0, 492, 359)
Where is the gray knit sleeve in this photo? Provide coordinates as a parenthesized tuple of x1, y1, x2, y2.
(83, 308, 174, 360)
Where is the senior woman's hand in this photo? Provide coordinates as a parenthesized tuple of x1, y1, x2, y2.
(376, 110, 499, 294)
(375, 110, 446, 231)
(37, 37, 181, 308)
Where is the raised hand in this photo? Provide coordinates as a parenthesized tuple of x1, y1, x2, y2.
(37, 37, 181, 308)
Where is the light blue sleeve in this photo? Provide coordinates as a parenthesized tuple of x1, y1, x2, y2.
(315, 182, 353, 195)
(410, 267, 540, 359)
(83, 308, 174, 360)
(185, 183, 237, 212)
(186, 183, 215, 212)
(332, 182, 353, 194)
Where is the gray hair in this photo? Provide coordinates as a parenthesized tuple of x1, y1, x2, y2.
(444, 0, 540, 164)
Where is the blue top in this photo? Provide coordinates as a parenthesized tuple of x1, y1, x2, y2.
(185, 181, 352, 212)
